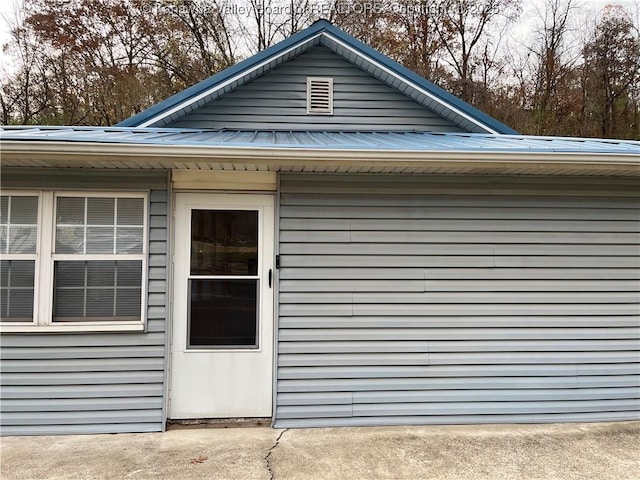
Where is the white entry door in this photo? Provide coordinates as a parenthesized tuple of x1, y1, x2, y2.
(169, 193, 275, 419)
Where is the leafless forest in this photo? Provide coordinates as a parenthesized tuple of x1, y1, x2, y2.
(1, 0, 639, 139)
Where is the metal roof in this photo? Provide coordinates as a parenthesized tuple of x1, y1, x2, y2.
(1, 126, 638, 154)
(2, 126, 638, 177)
(115, 20, 517, 134)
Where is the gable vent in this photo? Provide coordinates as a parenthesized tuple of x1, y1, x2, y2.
(307, 77, 333, 115)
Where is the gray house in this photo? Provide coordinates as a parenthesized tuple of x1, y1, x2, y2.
(1, 20, 639, 435)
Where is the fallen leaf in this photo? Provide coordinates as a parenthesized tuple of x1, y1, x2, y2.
(190, 455, 208, 464)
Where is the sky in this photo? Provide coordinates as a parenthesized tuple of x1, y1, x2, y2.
(0, 0, 638, 75)
(0, 0, 20, 44)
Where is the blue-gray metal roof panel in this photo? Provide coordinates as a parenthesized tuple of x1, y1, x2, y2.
(1, 126, 639, 154)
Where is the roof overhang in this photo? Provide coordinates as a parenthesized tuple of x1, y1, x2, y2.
(2, 140, 638, 177)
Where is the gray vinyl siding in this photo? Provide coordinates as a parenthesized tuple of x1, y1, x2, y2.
(0, 170, 169, 435)
(168, 46, 463, 132)
(275, 173, 640, 428)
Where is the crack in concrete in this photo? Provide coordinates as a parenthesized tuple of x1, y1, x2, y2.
(265, 429, 287, 480)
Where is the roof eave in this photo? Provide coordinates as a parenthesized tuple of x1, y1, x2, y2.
(2, 141, 638, 176)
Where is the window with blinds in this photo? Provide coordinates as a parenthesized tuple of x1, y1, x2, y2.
(0, 195, 38, 322)
(53, 195, 145, 322)
(0, 191, 147, 329)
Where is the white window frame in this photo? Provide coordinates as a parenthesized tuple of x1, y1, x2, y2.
(0, 190, 148, 333)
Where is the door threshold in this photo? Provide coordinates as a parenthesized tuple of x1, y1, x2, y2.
(167, 417, 272, 429)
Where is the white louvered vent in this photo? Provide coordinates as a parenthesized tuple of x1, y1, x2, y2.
(307, 77, 333, 115)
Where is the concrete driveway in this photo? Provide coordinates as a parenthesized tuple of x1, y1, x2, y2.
(1, 421, 638, 480)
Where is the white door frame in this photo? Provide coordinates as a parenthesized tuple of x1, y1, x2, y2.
(168, 192, 275, 419)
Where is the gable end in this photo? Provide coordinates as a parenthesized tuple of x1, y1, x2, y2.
(165, 47, 465, 132)
(117, 20, 516, 134)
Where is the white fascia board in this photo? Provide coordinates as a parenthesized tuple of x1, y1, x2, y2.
(2, 141, 639, 173)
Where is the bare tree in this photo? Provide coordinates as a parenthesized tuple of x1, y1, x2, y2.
(1, 0, 242, 125)
(582, 5, 640, 138)
(430, 0, 521, 101)
(241, 0, 319, 53)
(0, 1, 50, 124)
(392, 0, 451, 84)
(168, 0, 237, 76)
(526, 0, 581, 134)
(1, 0, 639, 137)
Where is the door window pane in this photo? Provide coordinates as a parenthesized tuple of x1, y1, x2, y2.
(191, 210, 258, 275)
(188, 279, 258, 348)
